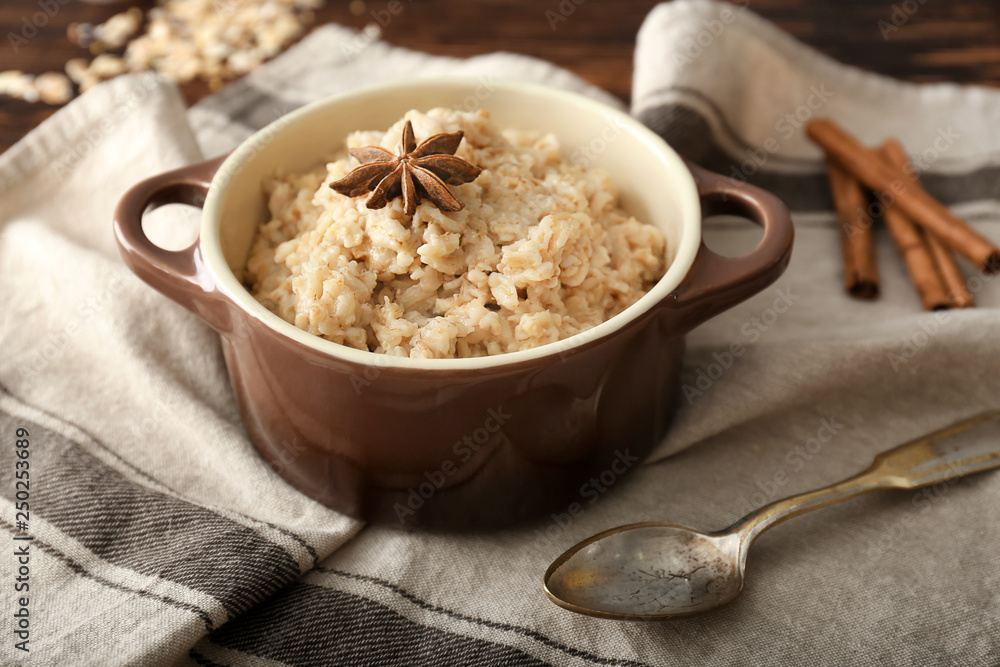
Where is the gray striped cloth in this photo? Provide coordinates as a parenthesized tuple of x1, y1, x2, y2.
(2, 1, 999, 664)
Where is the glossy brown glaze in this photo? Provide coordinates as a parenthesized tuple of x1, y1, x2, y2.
(114, 150, 792, 531)
(113, 155, 234, 333)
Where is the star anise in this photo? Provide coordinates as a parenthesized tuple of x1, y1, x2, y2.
(329, 120, 482, 217)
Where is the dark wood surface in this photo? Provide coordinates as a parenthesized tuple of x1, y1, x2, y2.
(3, 0, 1000, 153)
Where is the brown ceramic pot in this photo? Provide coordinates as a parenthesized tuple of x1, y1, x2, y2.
(114, 80, 793, 529)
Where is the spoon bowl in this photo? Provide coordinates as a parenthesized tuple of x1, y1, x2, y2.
(545, 523, 743, 620)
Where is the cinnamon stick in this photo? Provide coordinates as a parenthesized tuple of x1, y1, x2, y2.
(806, 118, 1000, 274)
(879, 140, 975, 309)
(876, 142, 951, 311)
(927, 232, 976, 308)
(826, 158, 879, 299)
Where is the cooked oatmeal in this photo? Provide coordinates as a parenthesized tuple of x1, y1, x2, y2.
(246, 108, 667, 359)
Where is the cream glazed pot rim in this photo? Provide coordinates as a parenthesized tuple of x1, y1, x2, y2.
(200, 78, 703, 370)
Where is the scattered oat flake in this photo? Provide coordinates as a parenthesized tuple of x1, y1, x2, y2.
(35, 73, 74, 105)
(5, 0, 327, 106)
(0, 71, 72, 106)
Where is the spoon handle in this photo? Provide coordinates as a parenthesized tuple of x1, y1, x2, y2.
(869, 410, 1000, 487)
(727, 410, 1000, 558)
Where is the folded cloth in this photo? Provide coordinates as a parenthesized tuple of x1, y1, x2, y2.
(1, 2, 998, 664)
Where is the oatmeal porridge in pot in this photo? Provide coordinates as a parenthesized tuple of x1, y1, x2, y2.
(246, 108, 667, 359)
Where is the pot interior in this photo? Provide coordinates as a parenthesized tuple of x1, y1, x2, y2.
(202, 79, 702, 365)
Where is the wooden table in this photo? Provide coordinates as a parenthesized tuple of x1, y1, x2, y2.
(3, 0, 1000, 153)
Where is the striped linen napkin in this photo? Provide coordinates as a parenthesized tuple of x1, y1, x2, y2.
(2, 1, 999, 664)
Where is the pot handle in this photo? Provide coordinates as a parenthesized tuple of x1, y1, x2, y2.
(113, 154, 232, 332)
(664, 162, 795, 333)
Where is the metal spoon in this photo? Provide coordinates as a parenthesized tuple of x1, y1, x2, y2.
(544, 410, 1000, 621)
